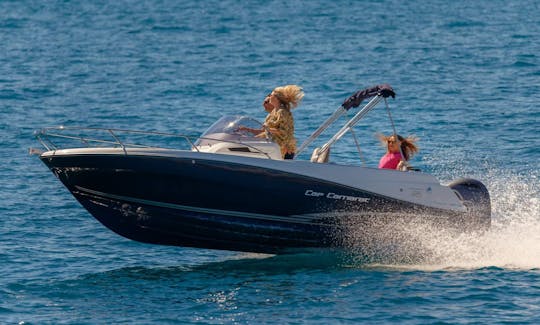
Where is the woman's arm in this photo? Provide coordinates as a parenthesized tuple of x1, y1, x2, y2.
(237, 126, 262, 135)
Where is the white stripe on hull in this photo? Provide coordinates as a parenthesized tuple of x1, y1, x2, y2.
(75, 186, 331, 226)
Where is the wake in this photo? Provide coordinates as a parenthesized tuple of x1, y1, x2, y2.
(344, 170, 540, 270)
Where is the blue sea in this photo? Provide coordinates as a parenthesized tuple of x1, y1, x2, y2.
(1, 0, 539, 323)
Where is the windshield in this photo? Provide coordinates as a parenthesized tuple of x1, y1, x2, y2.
(194, 115, 271, 147)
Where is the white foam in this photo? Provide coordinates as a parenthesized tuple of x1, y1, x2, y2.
(349, 170, 540, 270)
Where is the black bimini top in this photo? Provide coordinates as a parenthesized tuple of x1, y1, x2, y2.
(342, 84, 395, 110)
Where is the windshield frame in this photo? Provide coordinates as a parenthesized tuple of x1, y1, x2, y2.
(194, 115, 273, 147)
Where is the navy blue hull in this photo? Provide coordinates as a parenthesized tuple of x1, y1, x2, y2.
(73, 188, 329, 253)
(40, 153, 480, 253)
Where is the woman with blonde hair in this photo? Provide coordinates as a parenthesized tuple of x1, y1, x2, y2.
(378, 133, 419, 170)
(241, 84, 304, 159)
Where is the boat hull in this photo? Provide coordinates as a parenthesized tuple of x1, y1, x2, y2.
(40, 150, 489, 253)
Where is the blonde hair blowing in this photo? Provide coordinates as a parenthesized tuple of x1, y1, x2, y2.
(273, 85, 304, 110)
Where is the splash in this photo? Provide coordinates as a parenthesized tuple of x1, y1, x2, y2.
(343, 170, 540, 270)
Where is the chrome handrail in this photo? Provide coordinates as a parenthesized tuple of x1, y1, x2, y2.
(35, 126, 275, 159)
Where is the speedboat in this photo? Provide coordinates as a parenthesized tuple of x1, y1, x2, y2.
(32, 84, 491, 254)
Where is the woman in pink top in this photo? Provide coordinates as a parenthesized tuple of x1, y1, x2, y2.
(378, 134, 419, 170)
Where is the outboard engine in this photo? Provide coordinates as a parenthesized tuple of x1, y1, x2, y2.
(449, 178, 491, 230)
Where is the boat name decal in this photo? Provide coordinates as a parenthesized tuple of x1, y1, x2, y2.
(304, 190, 370, 203)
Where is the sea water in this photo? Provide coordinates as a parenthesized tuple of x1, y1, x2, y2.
(1, 0, 539, 323)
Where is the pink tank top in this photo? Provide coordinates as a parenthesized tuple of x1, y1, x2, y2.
(378, 152, 403, 169)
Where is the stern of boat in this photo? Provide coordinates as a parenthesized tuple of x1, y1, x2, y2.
(449, 178, 491, 230)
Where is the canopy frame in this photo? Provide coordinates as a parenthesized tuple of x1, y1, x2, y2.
(297, 84, 396, 161)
